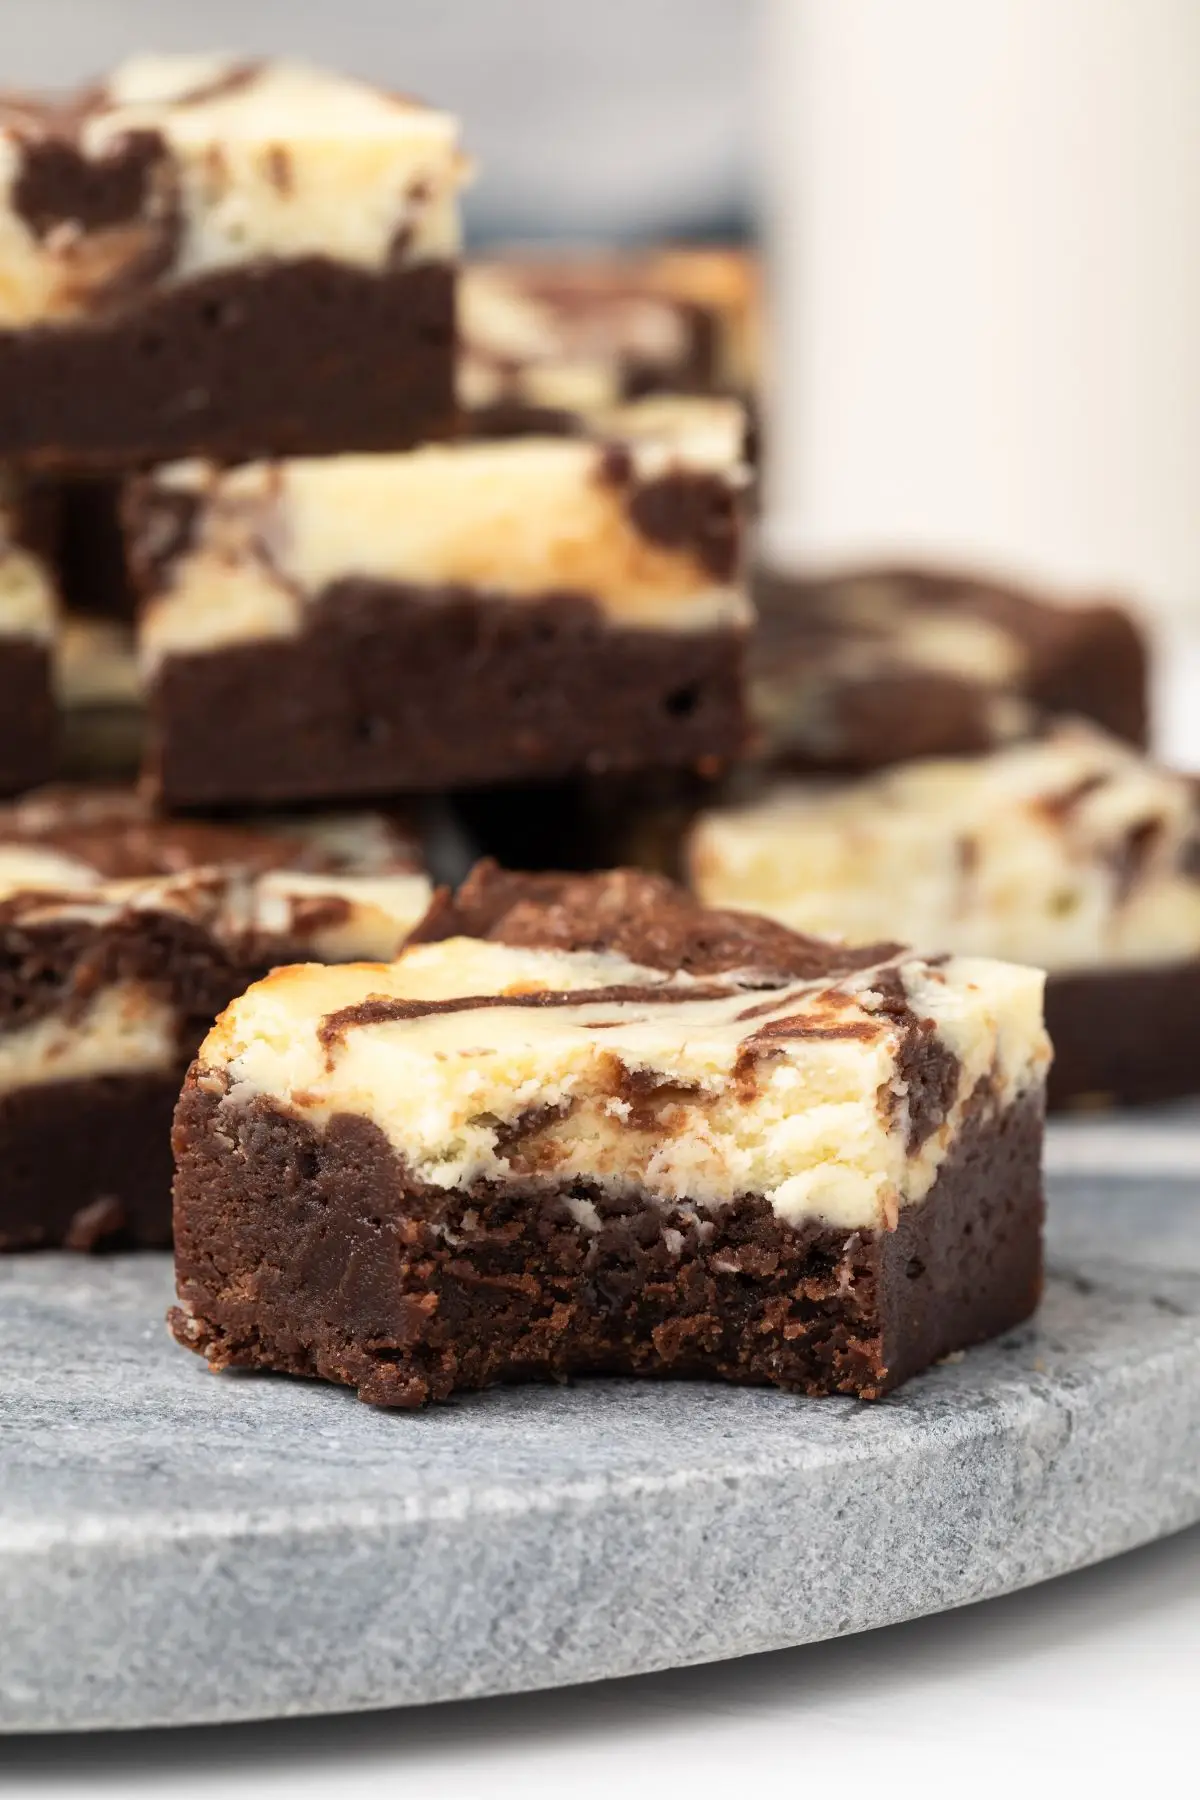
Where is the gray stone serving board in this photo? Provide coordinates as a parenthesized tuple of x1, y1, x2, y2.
(3, 1113, 1200, 1735)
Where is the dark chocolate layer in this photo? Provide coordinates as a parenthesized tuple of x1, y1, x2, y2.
(147, 588, 748, 808)
(0, 639, 57, 796)
(0, 257, 457, 468)
(0, 1069, 182, 1250)
(1046, 961, 1200, 1109)
(169, 1081, 1044, 1405)
(409, 859, 900, 981)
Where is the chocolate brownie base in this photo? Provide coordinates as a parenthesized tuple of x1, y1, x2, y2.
(148, 589, 747, 808)
(1047, 962, 1200, 1109)
(0, 1070, 183, 1250)
(169, 1084, 1043, 1406)
(0, 258, 457, 469)
(0, 639, 56, 795)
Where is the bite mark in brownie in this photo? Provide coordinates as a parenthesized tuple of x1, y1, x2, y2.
(169, 867, 1048, 1403)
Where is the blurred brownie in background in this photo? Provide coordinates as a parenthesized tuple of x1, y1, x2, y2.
(460, 245, 759, 438)
(169, 862, 1047, 1406)
(0, 787, 431, 1250)
(752, 563, 1149, 772)
(690, 722, 1200, 1108)
(0, 54, 465, 467)
(127, 397, 752, 809)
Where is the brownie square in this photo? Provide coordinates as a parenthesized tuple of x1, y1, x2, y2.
(170, 864, 1047, 1404)
(0, 56, 464, 466)
(128, 401, 752, 809)
(0, 787, 431, 1249)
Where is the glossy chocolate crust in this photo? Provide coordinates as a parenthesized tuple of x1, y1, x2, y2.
(0, 639, 56, 795)
(1046, 962, 1200, 1109)
(753, 565, 1149, 769)
(146, 587, 748, 809)
(0, 1069, 183, 1249)
(0, 257, 457, 469)
(169, 1080, 1043, 1405)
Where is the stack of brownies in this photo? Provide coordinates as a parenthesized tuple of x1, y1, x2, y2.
(0, 47, 1188, 1411)
(0, 53, 754, 1258)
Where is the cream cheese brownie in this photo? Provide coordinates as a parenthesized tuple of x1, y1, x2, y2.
(0, 55, 465, 466)
(0, 787, 431, 1250)
(689, 723, 1200, 1108)
(753, 563, 1148, 770)
(460, 247, 759, 439)
(0, 473, 58, 793)
(169, 863, 1047, 1407)
(128, 410, 751, 808)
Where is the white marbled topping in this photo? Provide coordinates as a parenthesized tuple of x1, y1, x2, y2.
(0, 852, 432, 1093)
(199, 934, 1047, 1231)
(0, 782, 433, 1093)
(0, 982, 179, 1095)
(587, 395, 747, 470)
(459, 248, 761, 412)
(136, 426, 751, 669)
(459, 260, 694, 413)
(689, 722, 1200, 973)
(0, 54, 466, 326)
(635, 246, 762, 390)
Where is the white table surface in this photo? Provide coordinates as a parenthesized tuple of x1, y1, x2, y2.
(5, 1518, 1198, 1796)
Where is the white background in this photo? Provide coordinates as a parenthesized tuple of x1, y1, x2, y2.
(5, 1521, 1199, 1795)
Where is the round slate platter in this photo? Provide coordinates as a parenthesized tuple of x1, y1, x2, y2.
(3, 1117, 1200, 1734)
